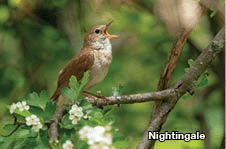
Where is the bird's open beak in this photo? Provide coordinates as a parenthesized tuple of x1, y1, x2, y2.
(104, 21, 119, 39)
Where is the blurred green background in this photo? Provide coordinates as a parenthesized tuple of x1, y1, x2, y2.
(0, 0, 224, 148)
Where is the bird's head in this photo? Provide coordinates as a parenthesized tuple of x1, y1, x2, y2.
(84, 21, 119, 47)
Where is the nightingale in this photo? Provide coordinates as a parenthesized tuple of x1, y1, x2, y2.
(51, 21, 118, 105)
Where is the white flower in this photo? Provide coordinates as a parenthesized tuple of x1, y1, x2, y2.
(16, 102, 22, 108)
(79, 126, 93, 139)
(103, 133, 112, 145)
(9, 101, 30, 114)
(71, 104, 79, 110)
(18, 101, 30, 111)
(83, 114, 91, 120)
(69, 104, 84, 125)
(89, 143, 109, 149)
(25, 114, 40, 126)
(62, 140, 74, 149)
(89, 145, 98, 149)
(71, 117, 80, 125)
(79, 125, 112, 146)
(9, 103, 17, 114)
(25, 114, 42, 132)
(102, 145, 110, 149)
(69, 109, 84, 118)
(32, 121, 42, 132)
(88, 126, 105, 143)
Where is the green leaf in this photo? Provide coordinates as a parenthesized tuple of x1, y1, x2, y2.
(60, 114, 75, 129)
(79, 71, 90, 91)
(184, 68, 190, 73)
(6, 105, 30, 117)
(29, 106, 43, 118)
(103, 108, 113, 116)
(188, 59, 194, 67)
(196, 72, 209, 87)
(63, 71, 90, 103)
(20, 138, 37, 149)
(61, 88, 77, 103)
(40, 91, 50, 103)
(0, 137, 14, 149)
(76, 140, 89, 149)
(199, 77, 208, 87)
(210, 7, 217, 18)
(41, 101, 56, 121)
(100, 117, 115, 125)
(13, 139, 27, 149)
(79, 99, 93, 110)
(3, 124, 17, 133)
(26, 91, 48, 110)
(84, 120, 98, 127)
(16, 127, 37, 138)
(14, 108, 31, 117)
(0, 6, 10, 24)
(90, 110, 103, 119)
(184, 59, 194, 73)
(69, 75, 79, 91)
(59, 133, 73, 147)
(34, 130, 49, 149)
(0, 136, 4, 143)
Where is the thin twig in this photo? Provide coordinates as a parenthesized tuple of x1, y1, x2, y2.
(2, 125, 20, 137)
(1, 114, 21, 137)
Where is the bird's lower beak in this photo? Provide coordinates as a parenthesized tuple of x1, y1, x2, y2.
(104, 21, 119, 39)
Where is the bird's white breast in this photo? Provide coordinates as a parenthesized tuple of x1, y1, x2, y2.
(85, 38, 112, 89)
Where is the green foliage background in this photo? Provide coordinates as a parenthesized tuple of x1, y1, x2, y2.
(0, 0, 224, 148)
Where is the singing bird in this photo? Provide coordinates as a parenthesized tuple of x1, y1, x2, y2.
(51, 21, 118, 105)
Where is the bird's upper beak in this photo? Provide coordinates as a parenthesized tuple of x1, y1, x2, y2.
(103, 21, 119, 39)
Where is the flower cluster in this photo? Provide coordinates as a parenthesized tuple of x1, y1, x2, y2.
(79, 125, 112, 149)
(25, 114, 42, 132)
(9, 101, 30, 114)
(62, 140, 74, 149)
(69, 104, 84, 124)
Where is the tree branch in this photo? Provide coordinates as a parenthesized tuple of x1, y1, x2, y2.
(47, 27, 224, 148)
(49, 95, 66, 147)
(145, 3, 208, 148)
(47, 27, 224, 149)
(136, 27, 225, 149)
(157, 28, 192, 90)
(85, 88, 175, 106)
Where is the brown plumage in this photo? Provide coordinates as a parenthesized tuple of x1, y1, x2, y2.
(51, 21, 118, 103)
(51, 50, 94, 102)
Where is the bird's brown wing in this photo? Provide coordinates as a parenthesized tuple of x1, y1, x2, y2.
(51, 50, 94, 102)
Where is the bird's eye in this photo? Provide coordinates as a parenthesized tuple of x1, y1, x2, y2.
(95, 29, 100, 34)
